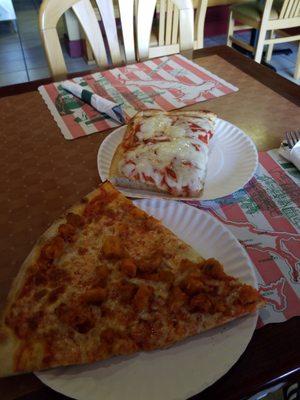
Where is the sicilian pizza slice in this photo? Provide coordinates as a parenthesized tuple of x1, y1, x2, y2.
(109, 110, 216, 197)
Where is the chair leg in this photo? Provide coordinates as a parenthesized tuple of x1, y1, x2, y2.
(266, 30, 275, 62)
(227, 11, 234, 47)
(254, 28, 267, 63)
(194, 0, 208, 50)
(295, 42, 300, 80)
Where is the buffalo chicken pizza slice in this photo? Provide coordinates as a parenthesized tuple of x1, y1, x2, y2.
(109, 110, 216, 197)
(0, 182, 264, 377)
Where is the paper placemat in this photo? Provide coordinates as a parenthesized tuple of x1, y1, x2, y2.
(38, 54, 238, 140)
(186, 149, 300, 328)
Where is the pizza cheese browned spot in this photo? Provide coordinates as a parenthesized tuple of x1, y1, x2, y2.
(109, 110, 217, 197)
(0, 182, 264, 377)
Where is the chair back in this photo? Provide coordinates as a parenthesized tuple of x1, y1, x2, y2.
(156, 0, 181, 56)
(279, 0, 300, 19)
(261, 0, 300, 30)
(136, 0, 193, 59)
(39, 0, 195, 80)
(192, 0, 208, 48)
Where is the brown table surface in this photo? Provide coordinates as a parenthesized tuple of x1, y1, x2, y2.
(0, 46, 300, 400)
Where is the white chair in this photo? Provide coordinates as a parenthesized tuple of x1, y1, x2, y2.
(149, 0, 209, 54)
(39, 0, 195, 80)
(194, 0, 209, 49)
(226, 0, 300, 79)
(137, 0, 195, 59)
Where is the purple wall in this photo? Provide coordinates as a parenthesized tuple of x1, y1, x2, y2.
(205, 5, 230, 37)
(64, 34, 84, 58)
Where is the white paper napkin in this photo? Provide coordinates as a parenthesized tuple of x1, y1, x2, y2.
(278, 140, 300, 171)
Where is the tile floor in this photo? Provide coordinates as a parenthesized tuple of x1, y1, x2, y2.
(0, 0, 299, 88)
(205, 32, 299, 85)
(0, 0, 97, 87)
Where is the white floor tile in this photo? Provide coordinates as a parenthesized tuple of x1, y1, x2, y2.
(277, 69, 299, 85)
(271, 44, 297, 63)
(237, 31, 252, 41)
(18, 31, 40, 42)
(206, 33, 298, 86)
(28, 67, 50, 81)
(17, 24, 39, 35)
(0, 41, 22, 54)
(15, 9, 37, 19)
(270, 54, 295, 71)
(0, 50, 24, 62)
(0, 54, 26, 74)
(66, 62, 92, 74)
(210, 34, 227, 45)
(0, 33, 20, 45)
(21, 38, 43, 50)
(204, 38, 218, 47)
(14, 1, 36, 12)
(0, 70, 28, 87)
(24, 57, 48, 69)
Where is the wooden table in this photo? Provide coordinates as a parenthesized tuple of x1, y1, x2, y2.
(0, 46, 299, 400)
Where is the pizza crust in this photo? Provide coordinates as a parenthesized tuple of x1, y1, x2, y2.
(109, 143, 205, 196)
(109, 144, 167, 193)
(131, 110, 217, 119)
(0, 189, 101, 377)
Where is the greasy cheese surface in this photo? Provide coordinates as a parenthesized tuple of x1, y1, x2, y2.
(2, 183, 262, 373)
(120, 114, 215, 196)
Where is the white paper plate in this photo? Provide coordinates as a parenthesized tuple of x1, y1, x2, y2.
(37, 200, 258, 400)
(97, 118, 258, 201)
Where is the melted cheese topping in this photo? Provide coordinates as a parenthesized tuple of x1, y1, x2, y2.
(137, 114, 172, 141)
(122, 139, 208, 192)
(120, 114, 214, 196)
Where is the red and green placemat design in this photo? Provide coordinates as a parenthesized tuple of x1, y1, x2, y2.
(187, 149, 300, 328)
(38, 54, 238, 140)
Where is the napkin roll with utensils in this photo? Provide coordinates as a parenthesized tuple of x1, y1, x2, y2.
(61, 81, 125, 124)
(279, 131, 300, 171)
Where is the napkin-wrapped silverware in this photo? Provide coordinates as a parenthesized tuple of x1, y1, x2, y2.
(278, 131, 300, 171)
(61, 81, 125, 124)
